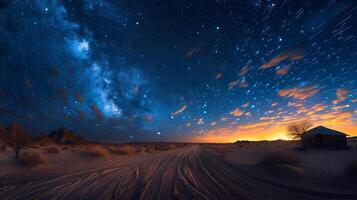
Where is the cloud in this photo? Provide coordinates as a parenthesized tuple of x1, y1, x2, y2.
(230, 108, 244, 117)
(260, 47, 304, 69)
(239, 65, 249, 76)
(278, 85, 319, 100)
(332, 88, 349, 104)
(228, 78, 248, 90)
(228, 80, 239, 90)
(242, 102, 250, 108)
(276, 66, 290, 75)
(171, 105, 188, 116)
(260, 53, 289, 69)
(331, 104, 350, 111)
(91, 103, 104, 121)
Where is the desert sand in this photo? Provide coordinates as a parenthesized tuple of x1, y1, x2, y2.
(1, 140, 357, 200)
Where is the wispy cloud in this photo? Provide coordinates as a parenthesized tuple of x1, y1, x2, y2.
(332, 88, 349, 104)
(260, 47, 304, 69)
(230, 108, 244, 117)
(276, 66, 290, 75)
(171, 105, 188, 116)
(278, 85, 319, 100)
(239, 65, 249, 76)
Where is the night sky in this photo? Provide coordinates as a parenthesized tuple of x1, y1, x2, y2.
(0, 0, 356, 142)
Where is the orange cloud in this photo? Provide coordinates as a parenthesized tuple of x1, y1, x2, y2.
(288, 101, 304, 107)
(230, 108, 244, 117)
(332, 88, 349, 104)
(260, 53, 289, 69)
(260, 47, 304, 69)
(171, 105, 188, 116)
(331, 104, 350, 111)
(276, 66, 290, 75)
(278, 86, 319, 100)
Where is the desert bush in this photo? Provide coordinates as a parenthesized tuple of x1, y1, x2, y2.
(344, 161, 357, 178)
(259, 152, 300, 167)
(118, 145, 136, 154)
(28, 145, 40, 149)
(47, 146, 60, 154)
(87, 146, 108, 157)
(19, 152, 48, 167)
(108, 145, 136, 155)
(4, 122, 32, 159)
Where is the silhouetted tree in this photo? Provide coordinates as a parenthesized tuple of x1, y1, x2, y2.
(287, 121, 313, 141)
(5, 122, 31, 159)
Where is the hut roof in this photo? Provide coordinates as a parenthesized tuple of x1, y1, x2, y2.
(305, 126, 348, 136)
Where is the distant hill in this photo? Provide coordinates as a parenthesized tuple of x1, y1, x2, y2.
(35, 128, 88, 146)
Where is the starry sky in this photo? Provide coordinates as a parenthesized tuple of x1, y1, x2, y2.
(0, 0, 356, 143)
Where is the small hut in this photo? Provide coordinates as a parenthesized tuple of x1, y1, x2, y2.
(301, 126, 348, 148)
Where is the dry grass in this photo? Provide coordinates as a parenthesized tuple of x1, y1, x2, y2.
(87, 146, 108, 157)
(107, 145, 137, 155)
(344, 161, 357, 178)
(47, 146, 60, 154)
(259, 151, 300, 167)
(19, 152, 48, 167)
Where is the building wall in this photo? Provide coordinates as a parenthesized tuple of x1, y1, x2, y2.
(302, 135, 347, 148)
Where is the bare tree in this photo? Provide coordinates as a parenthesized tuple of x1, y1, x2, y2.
(5, 122, 31, 159)
(286, 121, 313, 140)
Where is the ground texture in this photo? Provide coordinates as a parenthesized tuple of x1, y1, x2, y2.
(1, 145, 357, 200)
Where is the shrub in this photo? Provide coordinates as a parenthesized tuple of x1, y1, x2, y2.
(4, 122, 32, 159)
(259, 152, 300, 167)
(87, 146, 108, 157)
(47, 146, 60, 154)
(28, 145, 40, 149)
(19, 152, 48, 167)
(108, 145, 136, 155)
(345, 161, 357, 178)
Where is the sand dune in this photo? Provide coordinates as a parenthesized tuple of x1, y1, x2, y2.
(1, 144, 357, 200)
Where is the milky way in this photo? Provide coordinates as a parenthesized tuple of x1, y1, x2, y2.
(0, 0, 356, 142)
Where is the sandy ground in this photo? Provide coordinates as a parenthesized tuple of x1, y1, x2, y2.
(0, 141, 357, 200)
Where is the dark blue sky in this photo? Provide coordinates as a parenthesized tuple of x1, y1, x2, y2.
(0, 0, 356, 142)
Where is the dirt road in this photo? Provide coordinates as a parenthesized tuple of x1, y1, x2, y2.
(1, 145, 356, 200)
